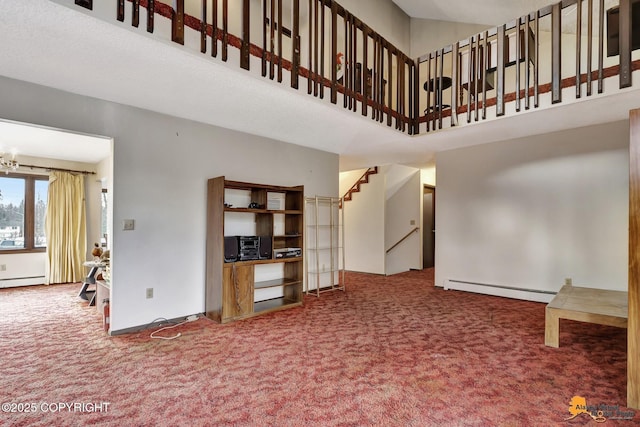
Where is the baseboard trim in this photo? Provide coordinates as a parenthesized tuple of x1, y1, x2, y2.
(109, 313, 205, 336)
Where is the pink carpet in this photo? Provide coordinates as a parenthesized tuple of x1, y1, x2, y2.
(0, 269, 636, 426)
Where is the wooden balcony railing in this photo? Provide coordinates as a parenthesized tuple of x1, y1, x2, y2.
(418, 0, 639, 133)
(75, 0, 638, 136)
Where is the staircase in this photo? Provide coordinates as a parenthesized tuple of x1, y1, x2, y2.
(340, 167, 378, 208)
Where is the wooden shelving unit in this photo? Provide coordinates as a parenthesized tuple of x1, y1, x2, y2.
(205, 176, 304, 323)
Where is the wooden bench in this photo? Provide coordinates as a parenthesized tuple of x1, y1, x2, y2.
(545, 284, 628, 348)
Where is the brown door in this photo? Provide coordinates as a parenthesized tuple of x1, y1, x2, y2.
(423, 186, 435, 269)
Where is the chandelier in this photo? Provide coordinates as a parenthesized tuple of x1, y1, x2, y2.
(0, 154, 19, 174)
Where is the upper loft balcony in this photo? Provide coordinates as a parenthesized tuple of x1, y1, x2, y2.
(2, 0, 639, 170)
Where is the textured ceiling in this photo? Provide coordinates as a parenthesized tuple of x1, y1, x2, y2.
(0, 0, 638, 171)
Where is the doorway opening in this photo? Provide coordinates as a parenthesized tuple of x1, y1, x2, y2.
(423, 185, 435, 269)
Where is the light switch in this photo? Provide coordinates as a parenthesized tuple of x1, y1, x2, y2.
(123, 219, 135, 231)
(410, 220, 416, 225)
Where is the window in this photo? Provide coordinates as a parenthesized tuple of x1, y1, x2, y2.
(0, 174, 48, 252)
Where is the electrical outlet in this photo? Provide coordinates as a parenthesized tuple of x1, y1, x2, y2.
(123, 219, 135, 231)
(565, 278, 572, 286)
(146, 288, 153, 299)
(0, 264, 6, 272)
(410, 219, 416, 225)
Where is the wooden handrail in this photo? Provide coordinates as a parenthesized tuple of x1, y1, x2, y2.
(386, 227, 419, 254)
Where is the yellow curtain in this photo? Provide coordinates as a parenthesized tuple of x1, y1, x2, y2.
(45, 171, 87, 284)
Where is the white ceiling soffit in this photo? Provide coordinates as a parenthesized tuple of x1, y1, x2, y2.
(0, 119, 110, 164)
(391, 0, 563, 25)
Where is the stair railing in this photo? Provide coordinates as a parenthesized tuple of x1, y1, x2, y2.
(386, 227, 419, 254)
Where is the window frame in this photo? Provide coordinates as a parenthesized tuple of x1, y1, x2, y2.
(0, 173, 48, 254)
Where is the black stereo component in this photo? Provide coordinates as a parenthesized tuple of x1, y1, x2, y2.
(258, 236, 272, 260)
(239, 236, 260, 261)
(224, 236, 239, 263)
(273, 247, 302, 259)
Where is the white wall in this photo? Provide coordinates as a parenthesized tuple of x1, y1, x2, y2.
(421, 165, 436, 187)
(341, 169, 385, 274)
(435, 120, 629, 295)
(340, 0, 411, 55)
(0, 76, 338, 332)
(384, 165, 421, 275)
(0, 155, 103, 288)
(410, 18, 490, 58)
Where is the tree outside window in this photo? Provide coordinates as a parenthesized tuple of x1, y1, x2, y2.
(0, 175, 48, 252)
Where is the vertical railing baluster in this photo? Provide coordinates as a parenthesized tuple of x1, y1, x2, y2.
(534, 12, 539, 107)
(372, 34, 378, 121)
(466, 38, 472, 123)
(619, 0, 632, 89)
(314, 0, 320, 96)
(378, 36, 382, 123)
(482, 30, 488, 119)
(451, 42, 459, 127)
(353, 16, 358, 112)
(240, 0, 250, 69)
(330, 2, 337, 103)
(388, 47, 393, 127)
(551, 2, 561, 104)
(212, 0, 218, 58)
(587, 0, 593, 96)
(496, 24, 506, 116)
(474, 34, 480, 121)
(426, 53, 431, 132)
(516, 20, 522, 112)
(343, 13, 348, 107)
(262, 0, 269, 77)
(277, 0, 282, 81)
(395, 53, 400, 130)
(525, 15, 530, 109)
(598, 0, 604, 93)
(374, 36, 379, 121)
(200, 0, 207, 54)
(576, 0, 582, 98)
(438, 49, 444, 129)
(132, 0, 140, 28)
(147, 0, 155, 33)
(402, 57, 407, 132)
(349, 14, 358, 111)
(270, 0, 275, 80)
(117, 0, 125, 22)
(292, 0, 300, 89)
(320, 0, 326, 99)
(308, 0, 312, 94)
(352, 18, 357, 111)
(222, 0, 228, 61)
(398, 57, 403, 131)
(413, 57, 420, 134)
(362, 27, 369, 116)
(172, 0, 185, 45)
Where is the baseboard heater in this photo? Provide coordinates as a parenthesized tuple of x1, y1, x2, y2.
(444, 279, 557, 303)
(0, 276, 46, 288)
